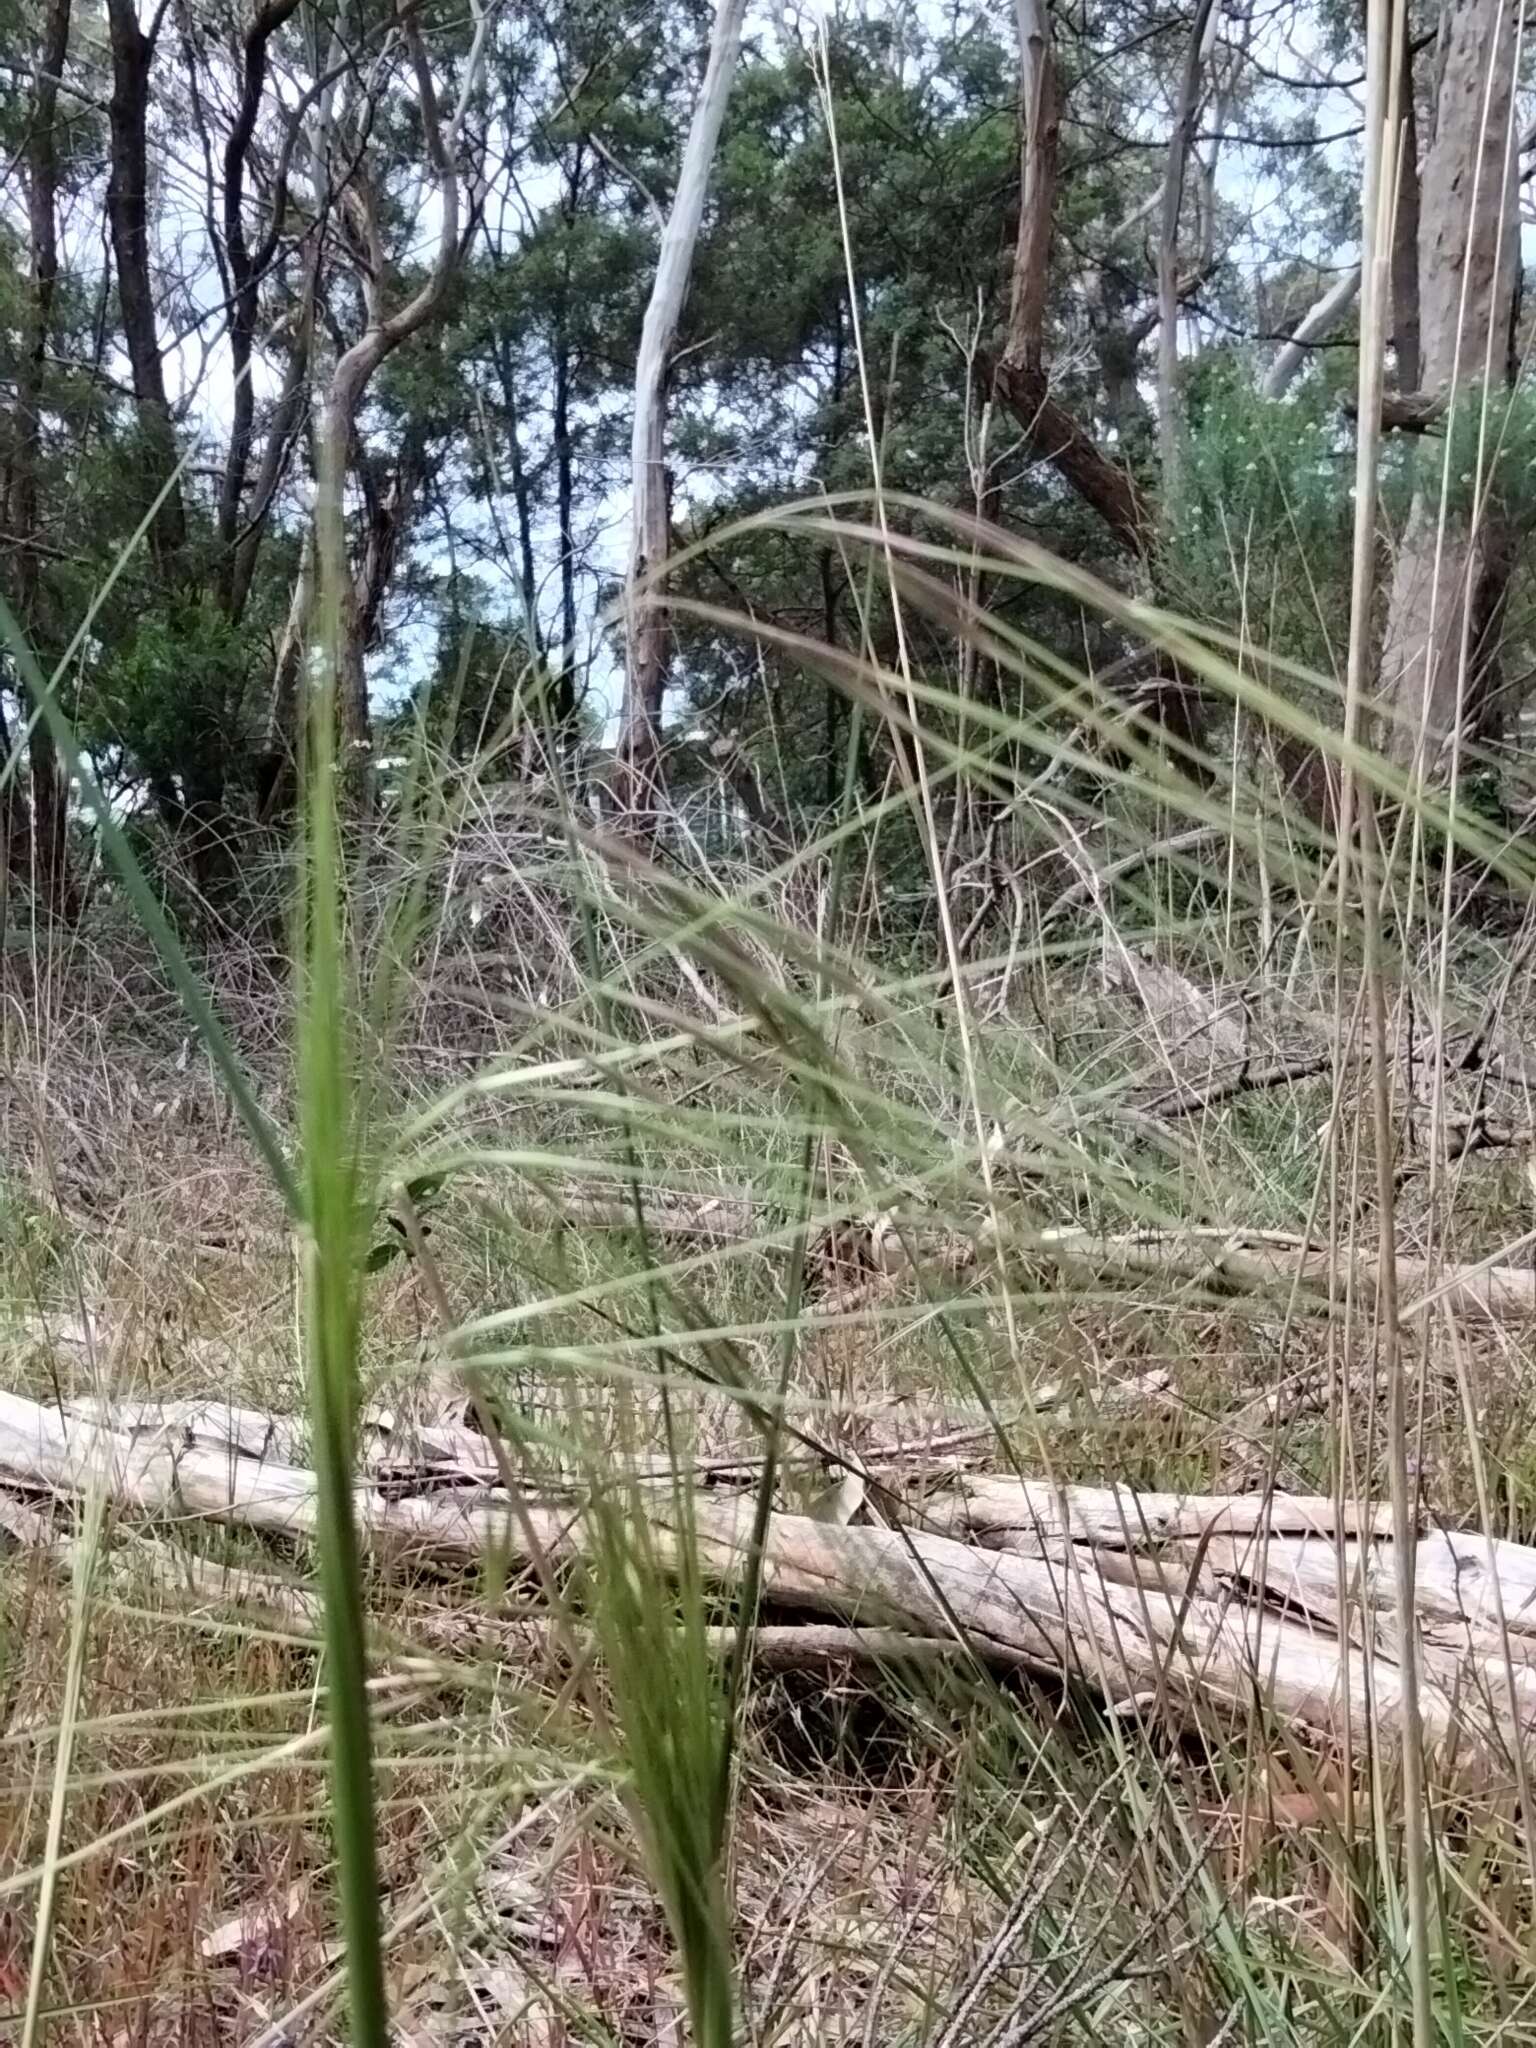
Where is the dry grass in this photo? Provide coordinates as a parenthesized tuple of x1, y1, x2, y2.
(1, 802, 1536, 2045)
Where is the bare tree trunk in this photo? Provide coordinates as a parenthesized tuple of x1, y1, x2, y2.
(215, 0, 302, 611)
(1380, 0, 1518, 773)
(259, 524, 315, 819)
(104, 0, 185, 570)
(821, 298, 846, 809)
(228, 289, 312, 625)
(1156, 0, 1218, 500)
(7, 0, 76, 913)
(616, 0, 749, 808)
(304, 0, 476, 804)
(1008, 0, 1057, 374)
(350, 433, 426, 737)
(1391, 28, 1422, 392)
(489, 338, 547, 669)
(552, 285, 578, 726)
(989, 0, 1152, 559)
(1262, 267, 1362, 400)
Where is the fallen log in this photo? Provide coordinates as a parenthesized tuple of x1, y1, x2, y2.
(1, 1389, 1534, 1771)
(1028, 1227, 1536, 1322)
(109, 1547, 998, 1678)
(540, 1195, 1536, 1322)
(0, 1389, 553, 1562)
(918, 1479, 1396, 1549)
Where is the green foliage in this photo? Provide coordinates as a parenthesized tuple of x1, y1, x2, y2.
(1168, 358, 1355, 672)
(1383, 380, 1536, 533)
(0, 1176, 63, 1299)
(90, 593, 258, 802)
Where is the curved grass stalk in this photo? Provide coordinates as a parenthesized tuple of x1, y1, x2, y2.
(1339, 5, 1434, 2042)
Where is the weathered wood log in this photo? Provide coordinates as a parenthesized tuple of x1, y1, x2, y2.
(2, 1388, 1534, 1770)
(919, 1480, 1396, 1549)
(541, 1198, 1536, 1323)
(160, 1553, 1006, 1677)
(1028, 1227, 1536, 1322)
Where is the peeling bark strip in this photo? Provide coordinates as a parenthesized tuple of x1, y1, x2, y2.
(2, 1386, 1536, 1772)
(618, 0, 750, 803)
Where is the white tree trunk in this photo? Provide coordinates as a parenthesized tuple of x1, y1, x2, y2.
(1155, 0, 1219, 499)
(1261, 266, 1362, 400)
(617, 0, 749, 806)
(1380, 0, 1518, 771)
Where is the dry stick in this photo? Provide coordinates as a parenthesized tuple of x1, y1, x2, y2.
(928, 1803, 1110, 2048)
(245, 1792, 593, 2048)
(1342, 9, 1434, 2044)
(1142, 1051, 1332, 1120)
(1035, 825, 1226, 931)
(993, 1864, 1212, 2048)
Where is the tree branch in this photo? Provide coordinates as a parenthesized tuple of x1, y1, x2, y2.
(986, 353, 1155, 555)
(1261, 265, 1362, 398)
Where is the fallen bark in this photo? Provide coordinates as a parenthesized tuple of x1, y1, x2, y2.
(1101, 950, 1249, 1064)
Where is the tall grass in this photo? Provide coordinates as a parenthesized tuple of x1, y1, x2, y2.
(7, 497, 1536, 2039)
(1342, 7, 1432, 2042)
(295, 406, 390, 2041)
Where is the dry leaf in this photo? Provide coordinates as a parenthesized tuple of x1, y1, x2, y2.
(200, 1879, 308, 1962)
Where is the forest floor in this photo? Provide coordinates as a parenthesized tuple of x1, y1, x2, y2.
(3, 860, 1536, 2045)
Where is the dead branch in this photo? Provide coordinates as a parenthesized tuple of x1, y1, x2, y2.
(518, 1194, 1536, 1324)
(1142, 1052, 1333, 1120)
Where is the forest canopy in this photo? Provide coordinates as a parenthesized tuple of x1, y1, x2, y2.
(0, 0, 1527, 891)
